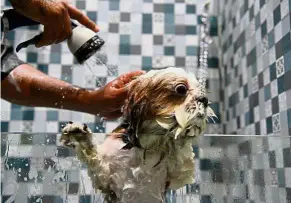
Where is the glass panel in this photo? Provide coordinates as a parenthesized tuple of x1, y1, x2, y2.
(2, 133, 290, 203)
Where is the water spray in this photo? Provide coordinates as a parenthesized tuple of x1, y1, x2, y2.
(196, 2, 212, 97)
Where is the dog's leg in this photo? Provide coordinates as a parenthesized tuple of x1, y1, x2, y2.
(60, 121, 98, 162)
(60, 122, 106, 192)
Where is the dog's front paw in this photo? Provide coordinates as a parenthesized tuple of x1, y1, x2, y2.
(60, 121, 92, 148)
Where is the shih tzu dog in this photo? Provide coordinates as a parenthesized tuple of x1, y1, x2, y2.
(60, 67, 216, 203)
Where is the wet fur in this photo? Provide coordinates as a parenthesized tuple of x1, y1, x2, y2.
(60, 68, 216, 203)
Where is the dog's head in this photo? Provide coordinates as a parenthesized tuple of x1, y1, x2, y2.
(122, 67, 216, 140)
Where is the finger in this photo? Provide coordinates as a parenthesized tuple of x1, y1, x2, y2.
(55, 10, 72, 44)
(36, 26, 57, 47)
(67, 4, 99, 32)
(112, 70, 145, 89)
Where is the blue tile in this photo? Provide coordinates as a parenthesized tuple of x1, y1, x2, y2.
(255, 14, 261, 29)
(54, 197, 64, 203)
(200, 159, 212, 170)
(47, 111, 58, 121)
(209, 16, 218, 36)
(268, 29, 275, 48)
(5, 158, 30, 170)
(186, 5, 196, 13)
(252, 64, 257, 77)
(282, 32, 291, 54)
(273, 5, 281, 26)
(50, 53, 61, 63)
(120, 35, 130, 44)
(269, 63, 276, 81)
(165, 14, 174, 24)
(266, 116, 272, 134)
(164, 4, 174, 13)
(119, 44, 130, 55)
(142, 16, 152, 33)
(277, 74, 285, 94)
(192, 145, 199, 157)
(11, 110, 22, 120)
(208, 58, 219, 68)
(209, 102, 220, 122)
(109, 1, 119, 10)
(165, 24, 175, 34)
(79, 195, 91, 203)
(277, 168, 286, 187)
(27, 52, 38, 63)
(186, 26, 196, 34)
(37, 64, 48, 74)
(164, 46, 175, 55)
(264, 84, 271, 101)
(284, 49, 291, 72)
(201, 195, 212, 203)
(244, 85, 248, 98)
(86, 11, 97, 23)
(261, 21, 267, 38)
(22, 110, 34, 120)
(186, 46, 197, 55)
(1, 122, 8, 132)
(287, 109, 291, 127)
(142, 57, 152, 71)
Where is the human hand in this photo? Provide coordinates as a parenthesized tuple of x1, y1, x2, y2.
(90, 70, 145, 120)
(10, 0, 99, 47)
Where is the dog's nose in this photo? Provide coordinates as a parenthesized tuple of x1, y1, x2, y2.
(197, 96, 208, 107)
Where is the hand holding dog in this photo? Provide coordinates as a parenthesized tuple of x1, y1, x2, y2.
(88, 70, 145, 119)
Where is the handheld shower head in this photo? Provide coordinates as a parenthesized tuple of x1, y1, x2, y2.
(67, 26, 105, 64)
(1, 9, 105, 64)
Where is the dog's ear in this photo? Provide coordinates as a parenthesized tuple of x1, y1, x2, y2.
(123, 79, 150, 130)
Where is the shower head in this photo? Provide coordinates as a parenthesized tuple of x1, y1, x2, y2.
(1, 9, 105, 64)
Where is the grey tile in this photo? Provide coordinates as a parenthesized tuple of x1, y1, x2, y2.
(130, 45, 141, 54)
(120, 13, 130, 22)
(154, 35, 163, 45)
(109, 23, 119, 33)
(154, 4, 164, 13)
(175, 25, 186, 35)
(175, 57, 185, 66)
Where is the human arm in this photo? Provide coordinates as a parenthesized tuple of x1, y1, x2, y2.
(8, 0, 99, 47)
(1, 64, 144, 119)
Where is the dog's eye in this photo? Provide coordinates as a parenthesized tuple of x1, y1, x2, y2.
(174, 83, 188, 96)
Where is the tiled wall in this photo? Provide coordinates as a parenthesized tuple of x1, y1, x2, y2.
(201, 0, 291, 202)
(198, 135, 291, 203)
(219, 0, 291, 135)
(1, 0, 221, 135)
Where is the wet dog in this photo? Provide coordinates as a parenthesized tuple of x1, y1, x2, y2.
(60, 67, 216, 203)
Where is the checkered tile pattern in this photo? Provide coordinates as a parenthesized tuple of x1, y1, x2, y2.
(198, 135, 291, 203)
(219, 0, 291, 136)
(1, 0, 220, 134)
(1, 0, 220, 202)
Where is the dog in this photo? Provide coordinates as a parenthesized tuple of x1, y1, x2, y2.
(60, 67, 216, 203)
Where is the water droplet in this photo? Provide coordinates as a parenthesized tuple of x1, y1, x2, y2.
(47, 139, 50, 142)
(24, 177, 27, 181)
(62, 96, 65, 99)
(18, 168, 21, 172)
(55, 103, 58, 106)
(25, 163, 28, 166)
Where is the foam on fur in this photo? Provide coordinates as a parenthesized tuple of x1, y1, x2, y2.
(60, 67, 216, 203)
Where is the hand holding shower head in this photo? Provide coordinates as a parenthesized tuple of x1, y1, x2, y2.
(1, 9, 105, 65)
